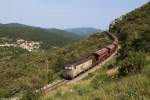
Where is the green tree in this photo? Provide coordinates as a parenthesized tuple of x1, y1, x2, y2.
(118, 51, 145, 76)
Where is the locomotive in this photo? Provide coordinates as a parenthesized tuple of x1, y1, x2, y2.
(64, 32, 118, 80)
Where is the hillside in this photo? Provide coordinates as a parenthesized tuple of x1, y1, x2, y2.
(65, 27, 102, 37)
(1, 1, 150, 99)
(43, 57, 150, 100)
(0, 23, 81, 49)
(0, 32, 110, 98)
(43, 2, 150, 100)
(110, 1, 150, 52)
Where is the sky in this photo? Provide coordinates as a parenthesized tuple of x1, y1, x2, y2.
(0, 0, 148, 30)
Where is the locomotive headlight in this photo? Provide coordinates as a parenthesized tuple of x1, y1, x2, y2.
(65, 66, 73, 70)
(65, 67, 68, 69)
(69, 67, 73, 70)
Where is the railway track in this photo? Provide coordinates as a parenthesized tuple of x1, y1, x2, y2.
(38, 46, 119, 94)
(36, 33, 120, 94)
(36, 79, 68, 94)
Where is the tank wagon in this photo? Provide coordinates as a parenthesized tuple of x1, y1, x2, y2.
(64, 31, 118, 79)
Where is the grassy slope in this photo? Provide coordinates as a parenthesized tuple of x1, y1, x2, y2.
(43, 2, 150, 100)
(43, 55, 150, 100)
(0, 32, 110, 98)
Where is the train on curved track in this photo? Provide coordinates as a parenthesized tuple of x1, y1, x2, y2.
(64, 31, 118, 80)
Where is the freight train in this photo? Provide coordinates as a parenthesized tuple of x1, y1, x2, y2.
(64, 32, 118, 80)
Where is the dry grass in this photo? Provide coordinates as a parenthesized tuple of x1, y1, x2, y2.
(42, 56, 150, 100)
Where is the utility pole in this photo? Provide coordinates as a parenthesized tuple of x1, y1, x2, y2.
(45, 55, 49, 84)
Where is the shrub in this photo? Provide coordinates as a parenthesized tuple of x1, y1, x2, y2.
(21, 89, 40, 100)
(118, 51, 146, 76)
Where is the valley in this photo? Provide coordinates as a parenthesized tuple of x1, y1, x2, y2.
(0, 23, 82, 49)
(0, 1, 150, 100)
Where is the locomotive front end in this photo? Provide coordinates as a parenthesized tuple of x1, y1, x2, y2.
(64, 65, 74, 80)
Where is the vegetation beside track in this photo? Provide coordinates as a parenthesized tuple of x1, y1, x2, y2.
(0, 32, 110, 98)
(43, 2, 150, 100)
(42, 56, 150, 100)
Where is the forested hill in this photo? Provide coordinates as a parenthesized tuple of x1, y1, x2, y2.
(0, 23, 82, 49)
(0, 23, 29, 27)
(109, 1, 150, 79)
(110, 1, 150, 52)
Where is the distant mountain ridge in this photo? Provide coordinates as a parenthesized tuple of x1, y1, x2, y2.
(65, 27, 102, 36)
(0, 23, 82, 49)
(0, 23, 30, 27)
